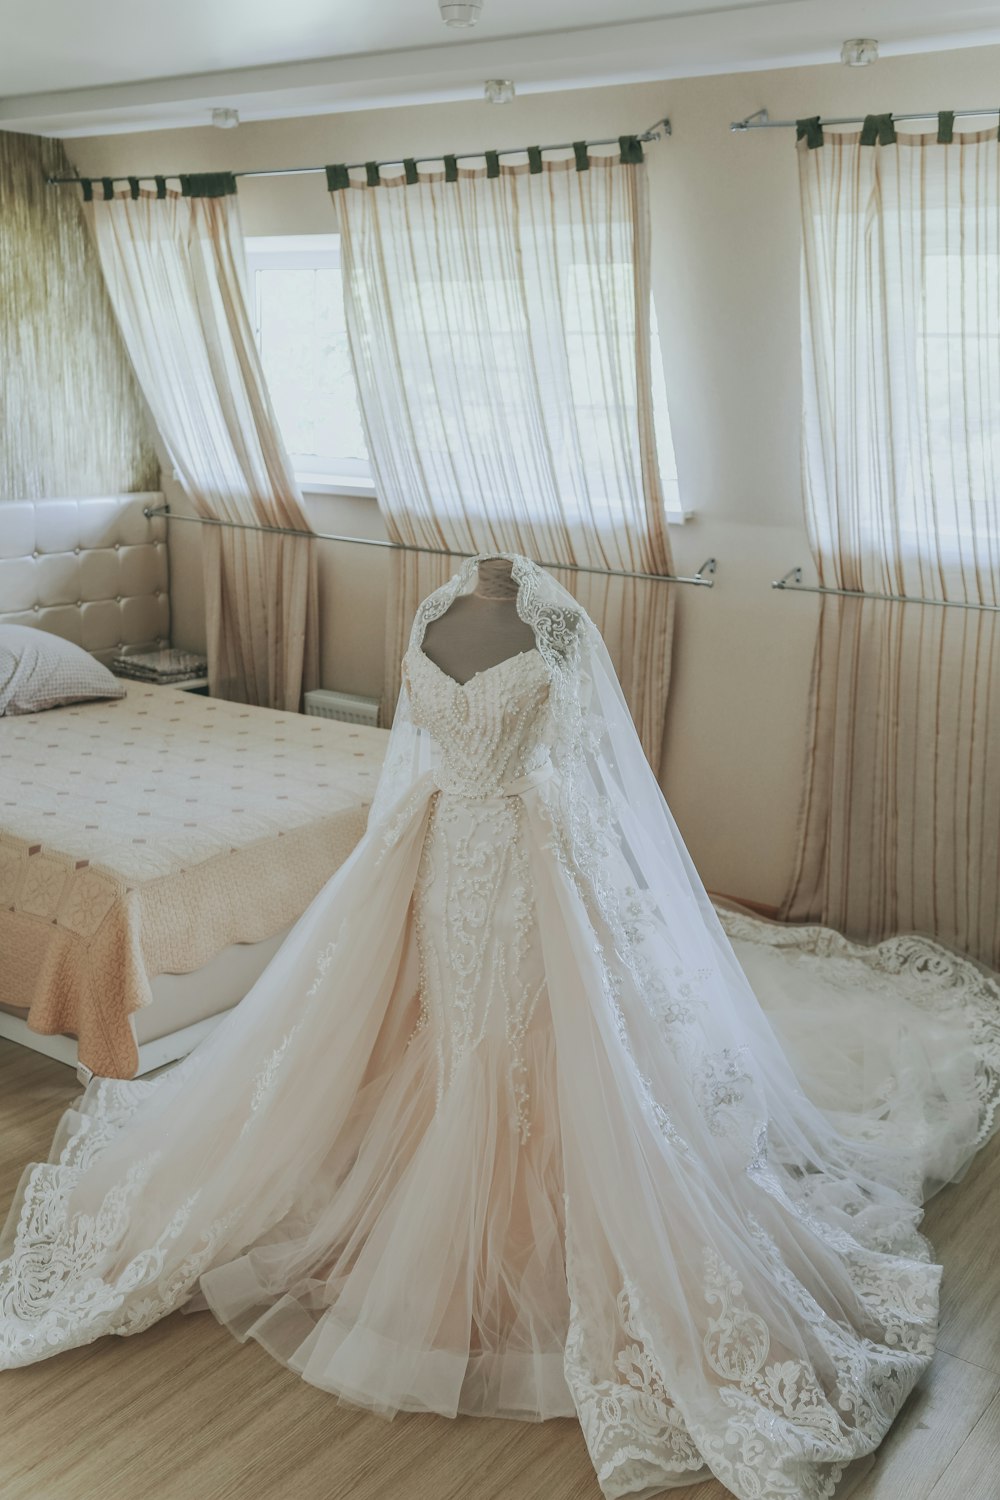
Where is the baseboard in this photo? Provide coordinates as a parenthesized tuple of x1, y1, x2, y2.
(709, 890, 782, 920)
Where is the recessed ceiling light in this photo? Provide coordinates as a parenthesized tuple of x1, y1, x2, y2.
(211, 108, 240, 129)
(841, 38, 879, 67)
(440, 1, 484, 27)
(484, 79, 515, 105)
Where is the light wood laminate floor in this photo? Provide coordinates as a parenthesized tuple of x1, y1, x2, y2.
(1, 1038, 998, 1500)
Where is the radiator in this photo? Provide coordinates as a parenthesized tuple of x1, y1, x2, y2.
(303, 688, 381, 728)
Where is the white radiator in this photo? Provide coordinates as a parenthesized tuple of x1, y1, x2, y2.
(303, 688, 380, 728)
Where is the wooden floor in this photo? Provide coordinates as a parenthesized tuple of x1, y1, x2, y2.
(1, 1036, 999, 1500)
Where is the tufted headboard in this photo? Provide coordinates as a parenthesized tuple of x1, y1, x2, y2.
(0, 493, 170, 664)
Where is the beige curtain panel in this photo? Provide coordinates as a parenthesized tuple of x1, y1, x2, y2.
(331, 148, 680, 771)
(783, 120, 1000, 967)
(86, 179, 318, 712)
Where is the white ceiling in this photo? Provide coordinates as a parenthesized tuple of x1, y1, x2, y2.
(2, 0, 785, 96)
(3, 0, 1000, 137)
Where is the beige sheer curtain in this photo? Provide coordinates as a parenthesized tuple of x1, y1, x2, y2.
(87, 179, 318, 711)
(782, 119, 1000, 967)
(331, 148, 679, 769)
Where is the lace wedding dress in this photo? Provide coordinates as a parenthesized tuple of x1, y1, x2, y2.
(2, 552, 999, 1500)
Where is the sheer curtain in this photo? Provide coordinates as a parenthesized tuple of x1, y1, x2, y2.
(782, 119, 1000, 967)
(86, 177, 319, 711)
(330, 146, 680, 769)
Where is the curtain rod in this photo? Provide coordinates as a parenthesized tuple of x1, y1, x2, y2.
(772, 567, 1000, 613)
(731, 106, 1000, 132)
(45, 116, 671, 187)
(142, 504, 715, 588)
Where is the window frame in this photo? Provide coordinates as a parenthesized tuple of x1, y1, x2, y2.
(244, 234, 375, 495)
(244, 233, 687, 523)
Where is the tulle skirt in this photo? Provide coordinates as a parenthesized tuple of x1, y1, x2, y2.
(193, 1024, 573, 1420)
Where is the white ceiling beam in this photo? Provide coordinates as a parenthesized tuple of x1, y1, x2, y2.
(4, 0, 1000, 137)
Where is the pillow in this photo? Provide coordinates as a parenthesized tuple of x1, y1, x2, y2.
(0, 624, 127, 716)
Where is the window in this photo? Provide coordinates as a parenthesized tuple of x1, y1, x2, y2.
(916, 248, 1000, 556)
(245, 235, 372, 492)
(246, 234, 683, 521)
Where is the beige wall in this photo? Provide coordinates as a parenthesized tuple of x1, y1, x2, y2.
(63, 43, 1000, 906)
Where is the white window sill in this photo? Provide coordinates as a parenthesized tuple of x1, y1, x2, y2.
(296, 473, 377, 498)
(295, 477, 691, 526)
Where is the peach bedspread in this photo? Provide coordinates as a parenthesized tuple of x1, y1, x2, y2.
(0, 684, 387, 1076)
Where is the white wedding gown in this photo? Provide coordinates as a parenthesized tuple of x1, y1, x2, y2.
(2, 553, 999, 1500)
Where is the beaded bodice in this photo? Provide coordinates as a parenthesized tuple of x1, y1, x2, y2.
(402, 644, 553, 800)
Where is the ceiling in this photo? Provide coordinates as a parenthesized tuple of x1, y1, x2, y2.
(2, 0, 783, 95)
(3, 0, 1000, 137)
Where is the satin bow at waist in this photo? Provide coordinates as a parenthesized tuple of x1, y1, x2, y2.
(431, 754, 555, 803)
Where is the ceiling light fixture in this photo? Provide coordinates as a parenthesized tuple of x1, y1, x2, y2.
(840, 38, 879, 67)
(484, 79, 515, 105)
(439, 1, 484, 28)
(211, 108, 240, 129)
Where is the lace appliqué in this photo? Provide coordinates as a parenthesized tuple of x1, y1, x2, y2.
(718, 909, 1000, 1148)
(564, 1244, 706, 1499)
(692, 1045, 755, 1136)
(413, 790, 542, 1143)
(239, 1027, 303, 1139)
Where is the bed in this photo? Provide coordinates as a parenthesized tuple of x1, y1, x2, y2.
(0, 494, 388, 1080)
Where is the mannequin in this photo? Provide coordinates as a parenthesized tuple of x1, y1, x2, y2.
(419, 556, 537, 684)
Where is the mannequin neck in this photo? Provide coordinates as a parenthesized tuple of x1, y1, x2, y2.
(473, 558, 519, 601)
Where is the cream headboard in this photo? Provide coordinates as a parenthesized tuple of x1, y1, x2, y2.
(0, 493, 170, 663)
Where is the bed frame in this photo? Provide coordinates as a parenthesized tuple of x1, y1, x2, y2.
(0, 929, 290, 1083)
(0, 493, 294, 1082)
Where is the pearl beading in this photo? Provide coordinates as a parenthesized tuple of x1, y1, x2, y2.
(403, 643, 553, 1142)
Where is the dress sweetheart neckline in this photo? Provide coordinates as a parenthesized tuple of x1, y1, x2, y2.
(408, 643, 543, 691)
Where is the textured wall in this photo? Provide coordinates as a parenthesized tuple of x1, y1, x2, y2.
(0, 131, 158, 501)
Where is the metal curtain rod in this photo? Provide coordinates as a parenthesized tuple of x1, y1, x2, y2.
(731, 106, 1000, 132)
(772, 567, 1000, 613)
(142, 504, 715, 588)
(46, 116, 671, 187)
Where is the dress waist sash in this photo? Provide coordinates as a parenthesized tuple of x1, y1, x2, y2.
(432, 754, 555, 803)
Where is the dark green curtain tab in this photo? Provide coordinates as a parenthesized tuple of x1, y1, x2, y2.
(860, 114, 879, 146)
(127, 176, 141, 200)
(860, 113, 896, 146)
(365, 160, 380, 187)
(444, 154, 459, 182)
(618, 135, 644, 164)
(154, 175, 167, 199)
(403, 157, 419, 185)
(101, 177, 115, 201)
(179, 171, 237, 198)
(325, 163, 350, 191)
(527, 145, 543, 174)
(937, 110, 955, 143)
(573, 140, 590, 172)
(485, 150, 500, 179)
(795, 116, 824, 149)
(81, 178, 94, 202)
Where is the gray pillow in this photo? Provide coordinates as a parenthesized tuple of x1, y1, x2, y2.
(0, 624, 127, 716)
